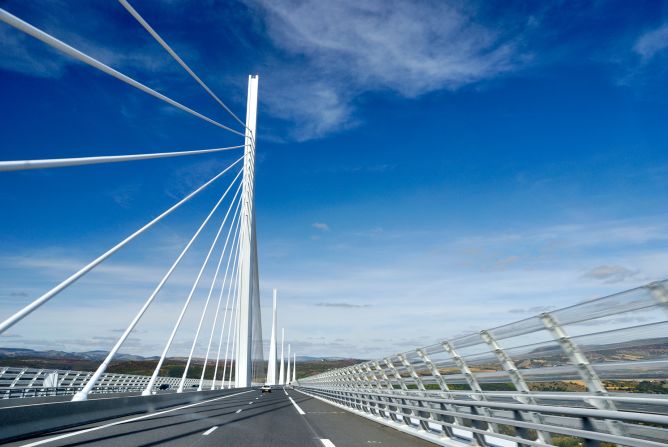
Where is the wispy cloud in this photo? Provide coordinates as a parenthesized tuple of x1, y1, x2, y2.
(247, 0, 527, 140)
(315, 302, 371, 308)
(8, 291, 29, 298)
(107, 183, 142, 209)
(583, 265, 637, 284)
(0, 2, 180, 80)
(634, 24, 668, 61)
(312, 222, 330, 232)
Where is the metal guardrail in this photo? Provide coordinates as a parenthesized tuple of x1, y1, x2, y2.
(297, 280, 668, 447)
(0, 366, 216, 399)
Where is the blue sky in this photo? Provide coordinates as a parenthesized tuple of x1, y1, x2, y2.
(1, 0, 668, 359)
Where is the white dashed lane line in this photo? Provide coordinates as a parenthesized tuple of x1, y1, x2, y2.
(320, 439, 336, 447)
(17, 390, 254, 447)
(202, 426, 218, 436)
(288, 396, 306, 415)
(235, 409, 242, 414)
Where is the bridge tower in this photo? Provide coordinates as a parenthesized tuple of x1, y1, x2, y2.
(266, 289, 278, 385)
(235, 75, 259, 388)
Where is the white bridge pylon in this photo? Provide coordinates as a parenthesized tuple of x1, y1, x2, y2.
(266, 289, 278, 385)
(0, 3, 269, 399)
(235, 74, 260, 388)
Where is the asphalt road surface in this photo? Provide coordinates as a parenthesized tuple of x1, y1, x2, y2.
(5, 387, 436, 447)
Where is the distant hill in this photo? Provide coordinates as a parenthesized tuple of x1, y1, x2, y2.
(0, 347, 157, 361)
(0, 347, 364, 380)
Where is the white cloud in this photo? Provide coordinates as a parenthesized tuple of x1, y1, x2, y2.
(260, 216, 668, 357)
(248, 0, 526, 139)
(312, 222, 330, 231)
(0, 3, 184, 81)
(583, 265, 637, 283)
(634, 24, 668, 60)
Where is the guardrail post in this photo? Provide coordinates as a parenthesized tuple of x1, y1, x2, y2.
(398, 353, 433, 431)
(480, 330, 552, 444)
(416, 348, 459, 438)
(373, 361, 397, 421)
(540, 312, 624, 438)
(353, 365, 373, 414)
(383, 357, 414, 426)
(363, 363, 384, 417)
(442, 340, 494, 445)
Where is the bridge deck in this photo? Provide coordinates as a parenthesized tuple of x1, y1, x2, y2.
(5, 388, 436, 447)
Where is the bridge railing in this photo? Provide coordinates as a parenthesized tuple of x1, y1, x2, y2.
(297, 280, 668, 447)
(0, 366, 215, 399)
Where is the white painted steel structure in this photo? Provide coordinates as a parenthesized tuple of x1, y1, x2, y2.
(279, 328, 286, 385)
(236, 74, 261, 389)
(0, 366, 214, 399)
(0, 2, 265, 401)
(298, 280, 668, 447)
(2, 4, 668, 447)
(266, 290, 278, 385)
(287, 344, 292, 385)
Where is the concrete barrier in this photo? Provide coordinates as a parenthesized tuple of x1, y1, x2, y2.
(0, 388, 251, 443)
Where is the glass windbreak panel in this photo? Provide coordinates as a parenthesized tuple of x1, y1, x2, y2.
(610, 395, 668, 414)
(423, 343, 443, 356)
(439, 374, 469, 386)
(563, 307, 667, 338)
(488, 329, 554, 349)
(486, 315, 545, 341)
(503, 340, 568, 369)
(571, 321, 668, 364)
(551, 285, 657, 326)
(449, 332, 483, 350)
(593, 359, 668, 381)
(472, 370, 512, 383)
(452, 342, 492, 358)
(403, 350, 421, 361)
(460, 352, 503, 372)
(430, 356, 459, 376)
(518, 365, 583, 384)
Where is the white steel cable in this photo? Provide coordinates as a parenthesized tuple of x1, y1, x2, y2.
(0, 8, 245, 137)
(214, 232, 241, 389)
(176, 211, 241, 392)
(141, 184, 241, 395)
(0, 156, 243, 336)
(73, 168, 242, 401)
(198, 213, 242, 390)
(223, 252, 242, 388)
(211, 233, 241, 389)
(0, 145, 244, 172)
(118, 0, 246, 130)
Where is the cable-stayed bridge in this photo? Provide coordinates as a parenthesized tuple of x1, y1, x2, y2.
(1, 3, 668, 447)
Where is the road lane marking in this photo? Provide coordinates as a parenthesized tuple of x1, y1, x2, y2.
(320, 440, 336, 447)
(288, 396, 306, 415)
(18, 390, 254, 447)
(236, 409, 242, 413)
(202, 426, 218, 436)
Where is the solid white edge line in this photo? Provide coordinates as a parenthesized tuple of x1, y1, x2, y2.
(320, 440, 336, 447)
(202, 426, 218, 436)
(18, 390, 253, 447)
(288, 396, 306, 415)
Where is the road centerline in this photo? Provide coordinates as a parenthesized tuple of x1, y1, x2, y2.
(289, 396, 306, 415)
(202, 426, 218, 436)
